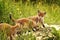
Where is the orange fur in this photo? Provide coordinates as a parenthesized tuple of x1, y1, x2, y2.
(28, 10, 46, 27)
(9, 13, 39, 31)
(9, 10, 46, 31)
(0, 23, 20, 40)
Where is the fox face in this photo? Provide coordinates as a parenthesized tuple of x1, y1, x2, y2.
(38, 10, 46, 17)
(37, 10, 46, 22)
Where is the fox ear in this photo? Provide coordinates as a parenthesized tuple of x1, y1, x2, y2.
(44, 12, 46, 14)
(38, 10, 40, 13)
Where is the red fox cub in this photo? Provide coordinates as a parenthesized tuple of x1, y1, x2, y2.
(0, 23, 20, 40)
(9, 13, 39, 31)
(28, 10, 46, 27)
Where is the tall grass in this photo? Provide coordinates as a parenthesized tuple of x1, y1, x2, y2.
(0, 30, 8, 40)
(0, 0, 60, 24)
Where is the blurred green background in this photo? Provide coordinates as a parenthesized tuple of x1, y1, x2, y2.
(0, 0, 60, 25)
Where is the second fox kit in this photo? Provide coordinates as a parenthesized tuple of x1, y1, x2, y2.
(28, 10, 46, 27)
(0, 23, 20, 40)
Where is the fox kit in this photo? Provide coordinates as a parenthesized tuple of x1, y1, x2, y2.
(0, 23, 20, 40)
(9, 13, 39, 31)
(28, 10, 46, 27)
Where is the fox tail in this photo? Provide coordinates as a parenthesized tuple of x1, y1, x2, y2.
(9, 13, 16, 22)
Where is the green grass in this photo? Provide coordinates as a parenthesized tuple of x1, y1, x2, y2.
(51, 27, 60, 40)
(0, 0, 60, 25)
(0, 30, 8, 40)
(16, 32, 36, 40)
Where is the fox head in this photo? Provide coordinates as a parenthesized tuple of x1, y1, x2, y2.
(38, 10, 46, 17)
(37, 10, 46, 23)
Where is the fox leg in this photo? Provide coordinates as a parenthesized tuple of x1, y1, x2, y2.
(40, 21, 45, 28)
(32, 25, 39, 31)
(10, 35, 12, 40)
